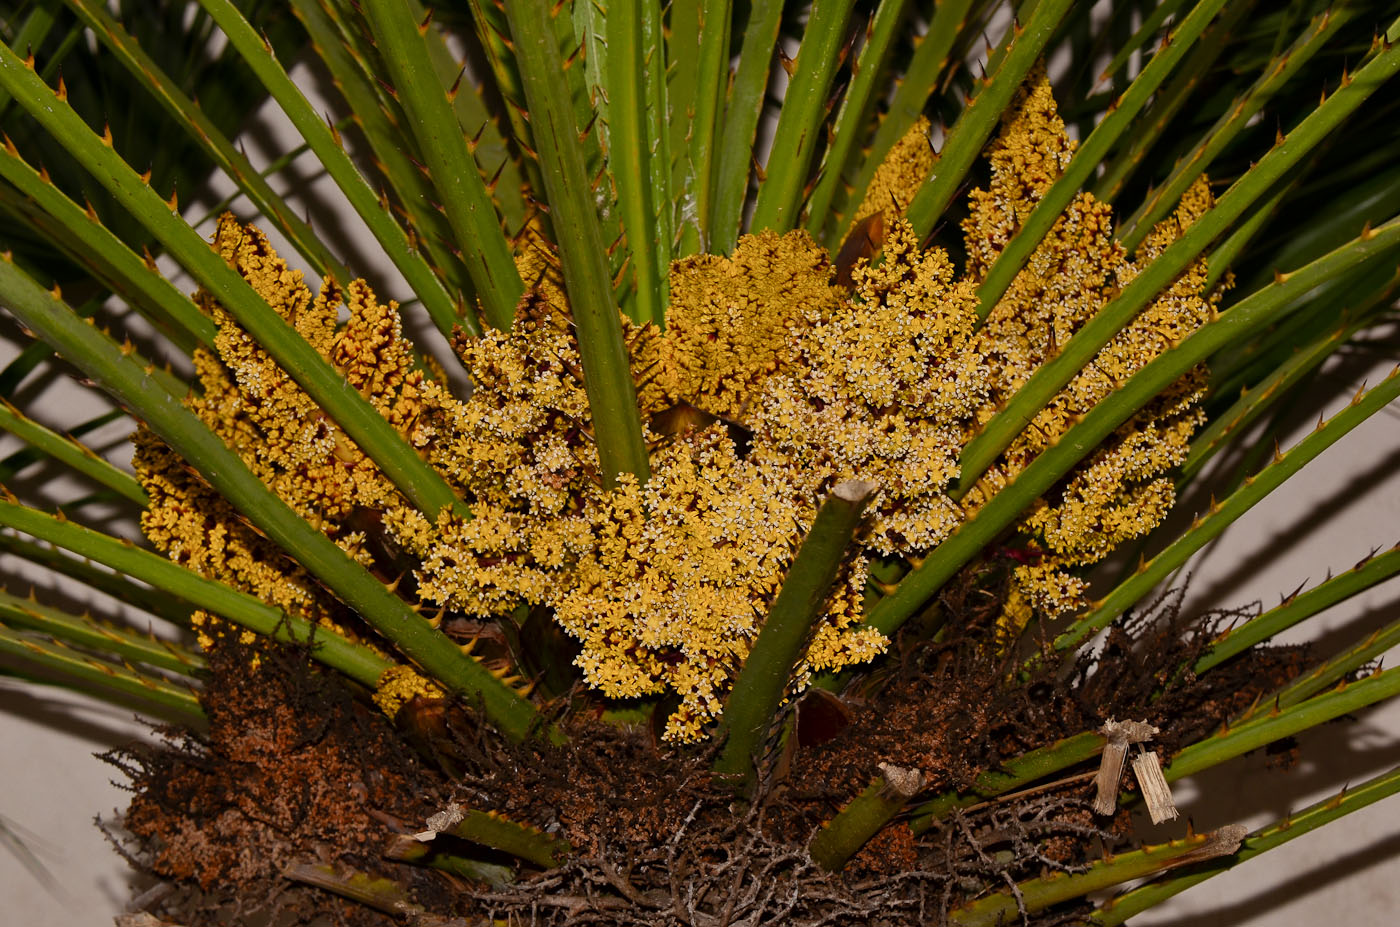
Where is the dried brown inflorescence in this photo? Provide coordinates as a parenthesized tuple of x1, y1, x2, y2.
(111, 642, 450, 926)
(111, 582, 1305, 926)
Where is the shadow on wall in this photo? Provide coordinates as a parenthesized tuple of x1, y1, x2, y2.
(1154, 830, 1400, 927)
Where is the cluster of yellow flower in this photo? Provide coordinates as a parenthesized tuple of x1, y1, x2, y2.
(647, 230, 846, 419)
(136, 218, 417, 650)
(405, 239, 891, 740)
(386, 303, 599, 619)
(848, 115, 937, 235)
(959, 72, 1220, 621)
(134, 71, 1220, 741)
(750, 219, 989, 557)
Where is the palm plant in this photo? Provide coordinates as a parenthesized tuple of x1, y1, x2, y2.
(2, 0, 1399, 923)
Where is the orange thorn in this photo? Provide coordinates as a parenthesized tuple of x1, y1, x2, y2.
(779, 48, 797, 78)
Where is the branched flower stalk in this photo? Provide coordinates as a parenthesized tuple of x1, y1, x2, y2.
(1, 2, 1399, 925)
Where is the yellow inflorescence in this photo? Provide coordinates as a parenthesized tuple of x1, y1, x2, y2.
(553, 429, 882, 741)
(848, 116, 937, 235)
(136, 66, 1220, 737)
(373, 665, 445, 717)
(963, 65, 1078, 280)
(751, 217, 989, 557)
(393, 305, 599, 619)
(656, 230, 845, 419)
(962, 71, 1220, 617)
(135, 215, 424, 663)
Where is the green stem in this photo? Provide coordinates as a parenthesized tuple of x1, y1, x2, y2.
(807, 764, 923, 871)
(1092, 764, 1400, 925)
(1272, 605, 1400, 710)
(1164, 665, 1400, 784)
(0, 137, 216, 351)
(952, 22, 1400, 494)
(1181, 271, 1396, 482)
(973, 0, 1231, 320)
(1195, 545, 1400, 676)
(641, 0, 673, 316)
(708, 0, 784, 254)
(866, 218, 1400, 642)
(948, 827, 1247, 926)
(382, 834, 515, 886)
(188, 132, 327, 229)
(1059, 352, 1400, 654)
(406, 0, 528, 236)
(0, 531, 194, 626)
(748, 0, 857, 235)
(0, 400, 147, 505)
(463, 0, 545, 205)
(0, 498, 389, 687)
(1202, 182, 1291, 291)
(909, 731, 1102, 833)
(0, 586, 203, 676)
(60, 0, 351, 284)
(676, 0, 732, 256)
(1117, 4, 1356, 250)
(0, 622, 204, 722)
(0, 38, 467, 520)
(1211, 374, 1310, 500)
(819, 0, 970, 246)
(361, 0, 523, 332)
(572, 0, 610, 157)
(0, 5, 59, 117)
(1205, 268, 1367, 404)
(283, 862, 421, 916)
(904, 0, 1075, 239)
(715, 480, 878, 783)
(1098, 0, 1194, 82)
(606, 0, 671, 325)
(440, 808, 571, 869)
(0, 406, 124, 474)
(1239, 160, 1400, 296)
(189, 0, 463, 334)
(502, 0, 649, 487)
(285, 1, 479, 329)
(1091, 0, 1251, 209)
